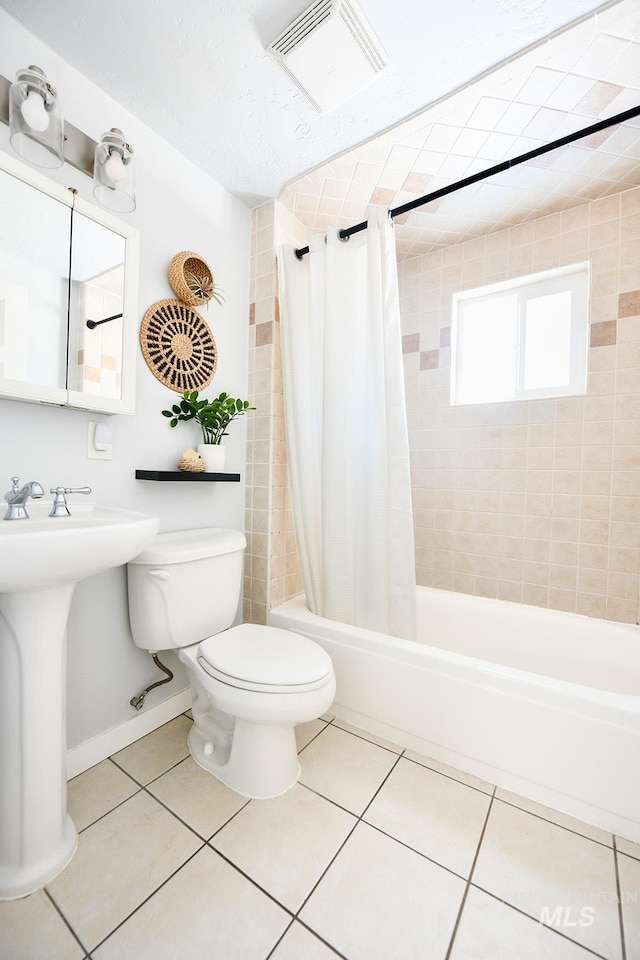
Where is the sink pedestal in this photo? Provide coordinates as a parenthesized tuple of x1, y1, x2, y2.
(0, 584, 78, 899)
(0, 503, 159, 898)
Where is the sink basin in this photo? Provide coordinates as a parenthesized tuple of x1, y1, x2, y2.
(0, 502, 159, 899)
(0, 504, 159, 593)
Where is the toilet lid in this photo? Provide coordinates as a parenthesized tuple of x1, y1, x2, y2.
(197, 623, 333, 692)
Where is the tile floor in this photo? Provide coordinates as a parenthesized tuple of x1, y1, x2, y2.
(1, 712, 639, 960)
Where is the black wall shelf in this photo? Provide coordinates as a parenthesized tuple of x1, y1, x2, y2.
(135, 470, 241, 482)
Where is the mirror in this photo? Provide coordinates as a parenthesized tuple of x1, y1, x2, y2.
(0, 151, 139, 414)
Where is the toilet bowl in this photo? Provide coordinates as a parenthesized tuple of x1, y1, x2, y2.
(127, 528, 335, 798)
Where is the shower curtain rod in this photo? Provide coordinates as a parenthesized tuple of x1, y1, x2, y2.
(294, 103, 640, 260)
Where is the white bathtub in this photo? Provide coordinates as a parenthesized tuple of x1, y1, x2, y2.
(269, 587, 640, 842)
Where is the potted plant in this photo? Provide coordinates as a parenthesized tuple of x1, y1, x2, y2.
(162, 389, 255, 472)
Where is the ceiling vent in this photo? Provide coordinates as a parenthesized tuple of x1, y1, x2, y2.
(268, 0, 388, 113)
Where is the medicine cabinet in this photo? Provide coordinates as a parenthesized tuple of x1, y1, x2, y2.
(0, 150, 139, 414)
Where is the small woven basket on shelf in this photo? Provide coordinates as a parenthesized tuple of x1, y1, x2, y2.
(177, 449, 206, 473)
(168, 251, 218, 308)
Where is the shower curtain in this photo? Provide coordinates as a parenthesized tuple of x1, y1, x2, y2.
(279, 205, 416, 641)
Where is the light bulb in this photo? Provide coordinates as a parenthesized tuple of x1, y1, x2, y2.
(104, 150, 126, 184)
(20, 89, 50, 132)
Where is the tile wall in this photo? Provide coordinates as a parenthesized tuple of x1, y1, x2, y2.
(245, 202, 304, 623)
(399, 184, 640, 622)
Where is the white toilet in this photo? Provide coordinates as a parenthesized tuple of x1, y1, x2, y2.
(127, 527, 335, 799)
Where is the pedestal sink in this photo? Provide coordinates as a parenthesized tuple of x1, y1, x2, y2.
(0, 503, 159, 899)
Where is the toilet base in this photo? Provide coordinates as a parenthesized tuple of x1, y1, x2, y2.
(188, 719, 301, 799)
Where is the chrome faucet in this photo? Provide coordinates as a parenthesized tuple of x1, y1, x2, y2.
(4, 477, 45, 520)
(49, 486, 92, 517)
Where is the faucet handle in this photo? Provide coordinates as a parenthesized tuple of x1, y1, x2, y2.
(49, 486, 92, 518)
(49, 486, 92, 496)
(4, 477, 22, 501)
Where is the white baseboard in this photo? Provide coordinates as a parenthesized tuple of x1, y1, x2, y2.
(66, 689, 192, 780)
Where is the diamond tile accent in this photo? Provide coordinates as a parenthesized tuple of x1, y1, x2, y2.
(278, 0, 640, 262)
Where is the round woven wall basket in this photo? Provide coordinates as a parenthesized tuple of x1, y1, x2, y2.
(140, 298, 217, 392)
(168, 251, 216, 307)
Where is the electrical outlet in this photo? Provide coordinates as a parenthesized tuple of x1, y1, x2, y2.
(87, 421, 112, 460)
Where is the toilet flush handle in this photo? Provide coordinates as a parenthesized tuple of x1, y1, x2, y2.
(147, 569, 170, 580)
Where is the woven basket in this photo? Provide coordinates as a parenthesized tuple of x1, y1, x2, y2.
(139, 298, 217, 392)
(168, 251, 216, 307)
(177, 449, 206, 473)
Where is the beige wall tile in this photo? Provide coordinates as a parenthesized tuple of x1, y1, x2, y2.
(590, 320, 617, 346)
(605, 597, 638, 623)
(547, 587, 577, 612)
(401, 191, 640, 623)
(522, 583, 548, 607)
(577, 591, 607, 618)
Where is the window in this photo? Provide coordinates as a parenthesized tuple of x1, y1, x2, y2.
(450, 262, 589, 406)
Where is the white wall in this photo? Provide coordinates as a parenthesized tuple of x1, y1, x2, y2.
(0, 10, 252, 748)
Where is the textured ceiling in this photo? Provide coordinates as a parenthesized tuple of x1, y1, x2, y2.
(0, 0, 613, 205)
(280, 0, 640, 259)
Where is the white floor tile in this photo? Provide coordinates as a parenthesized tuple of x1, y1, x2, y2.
(8, 706, 631, 960)
(403, 749, 494, 794)
(147, 756, 249, 839)
(450, 886, 601, 959)
(296, 718, 327, 752)
(93, 846, 289, 960)
(364, 757, 491, 877)
(110, 716, 192, 785)
(300, 822, 465, 960)
(210, 783, 356, 912)
(331, 718, 404, 753)
(495, 787, 613, 846)
(269, 921, 343, 959)
(68, 759, 139, 832)
(618, 852, 640, 958)
(46, 790, 201, 951)
(0, 890, 84, 960)
(616, 835, 640, 861)
(299, 724, 398, 814)
(473, 800, 622, 960)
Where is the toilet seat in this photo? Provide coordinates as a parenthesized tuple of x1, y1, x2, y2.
(197, 623, 333, 694)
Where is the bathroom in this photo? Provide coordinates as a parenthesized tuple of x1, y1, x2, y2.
(1, 0, 639, 957)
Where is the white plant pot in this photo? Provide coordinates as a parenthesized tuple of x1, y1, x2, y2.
(197, 443, 226, 472)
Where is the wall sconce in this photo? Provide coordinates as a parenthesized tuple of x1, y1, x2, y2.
(9, 65, 64, 168)
(1, 69, 137, 213)
(93, 128, 135, 213)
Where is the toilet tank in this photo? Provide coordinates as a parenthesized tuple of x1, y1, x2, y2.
(127, 527, 246, 651)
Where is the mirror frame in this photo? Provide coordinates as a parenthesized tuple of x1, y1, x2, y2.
(0, 150, 139, 415)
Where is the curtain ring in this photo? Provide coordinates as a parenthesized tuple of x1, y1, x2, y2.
(338, 229, 350, 243)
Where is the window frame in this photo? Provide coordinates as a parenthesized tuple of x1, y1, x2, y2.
(450, 261, 590, 407)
